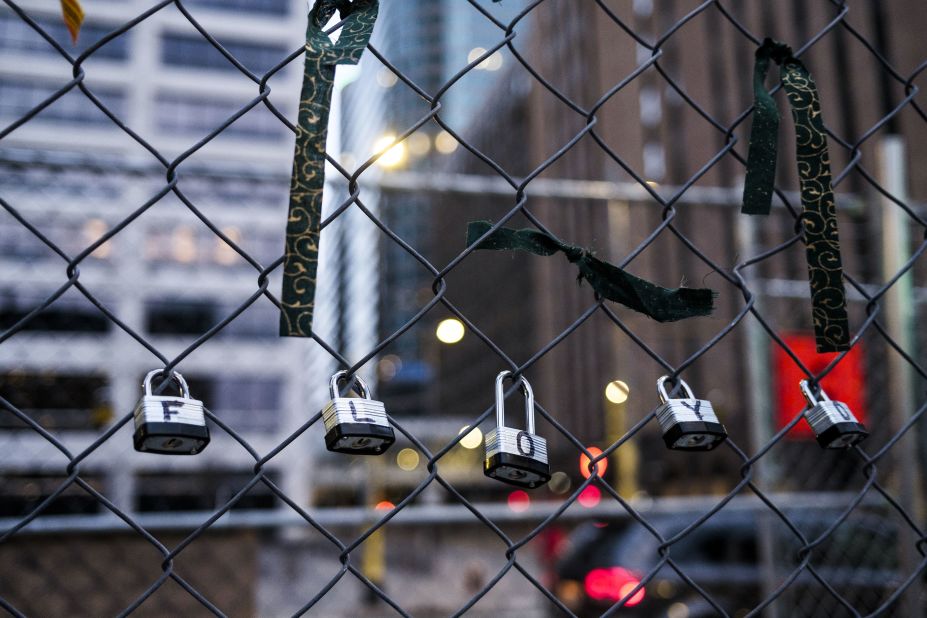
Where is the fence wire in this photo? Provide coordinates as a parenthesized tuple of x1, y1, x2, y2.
(2, 0, 927, 616)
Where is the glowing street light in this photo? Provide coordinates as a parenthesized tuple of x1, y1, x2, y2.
(436, 318, 465, 344)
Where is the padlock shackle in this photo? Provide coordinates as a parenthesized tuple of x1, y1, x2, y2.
(656, 375, 695, 403)
(799, 379, 831, 405)
(142, 369, 191, 399)
(495, 371, 535, 434)
(330, 370, 370, 400)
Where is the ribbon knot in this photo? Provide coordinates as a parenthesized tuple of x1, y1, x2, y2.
(466, 221, 714, 322)
(563, 245, 586, 263)
(741, 38, 849, 353)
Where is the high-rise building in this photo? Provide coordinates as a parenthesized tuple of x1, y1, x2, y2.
(0, 0, 380, 518)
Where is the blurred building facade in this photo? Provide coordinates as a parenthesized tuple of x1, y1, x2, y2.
(423, 0, 927, 496)
(0, 0, 376, 523)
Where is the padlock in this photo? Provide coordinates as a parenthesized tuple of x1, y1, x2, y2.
(322, 370, 395, 455)
(133, 369, 209, 455)
(655, 375, 727, 451)
(799, 380, 868, 449)
(484, 371, 551, 489)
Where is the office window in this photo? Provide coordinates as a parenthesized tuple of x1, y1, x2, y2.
(161, 33, 288, 74)
(0, 14, 128, 60)
(0, 373, 110, 430)
(186, 375, 283, 433)
(154, 93, 286, 140)
(145, 223, 282, 267)
(1, 290, 110, 334)
(136, 470, 279, 512)
(0, 78, 126, 125)
(185, 0, 290, 16)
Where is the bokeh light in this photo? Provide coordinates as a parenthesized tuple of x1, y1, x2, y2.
(507, 490, 530, 512)
(396, 448, 420, 471)
(436, 318, 465, 343)
(458, 425, 483, 449)
(605, 380, 630, 404)
(578, 485, 601, 508)
(579, 446, 608, 479)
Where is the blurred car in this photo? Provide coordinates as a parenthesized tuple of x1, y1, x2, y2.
(552, 509, 910, 617)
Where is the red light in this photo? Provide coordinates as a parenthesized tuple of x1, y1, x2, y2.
(578, 485, 601, 508)
(584, 567, 645, 606)
(579, 447, 608, 479)
(507, 490, 530, 512)
(375, 501, 395, 511)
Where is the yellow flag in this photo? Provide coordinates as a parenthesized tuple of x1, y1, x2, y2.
(60, 0, 84, 43)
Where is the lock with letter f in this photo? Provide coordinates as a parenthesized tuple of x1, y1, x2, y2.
(133, 369, 209, 455)
(484, 371, 551, 489)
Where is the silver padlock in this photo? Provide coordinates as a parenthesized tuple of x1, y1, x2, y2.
(322, 370, 395, 455)
(133, 369, 209, 455)
(655, 376, 727, 451)
(799, 380, 868, 449)
(484, 371, 551, 489)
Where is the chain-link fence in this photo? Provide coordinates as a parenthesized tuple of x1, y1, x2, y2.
(3, 0, 927, 616)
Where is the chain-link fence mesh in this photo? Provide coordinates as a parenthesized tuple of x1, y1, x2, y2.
(3, 0, 927, 616)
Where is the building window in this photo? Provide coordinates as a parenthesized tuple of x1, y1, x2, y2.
(136, 471, 279, 512)
(0, 290, 110, 334)
(160, 33, 288, 75)
(0, 474, 103, 517)
(0, 13, 128, 60)
(145, 223, 283, 268)
(185, 0, 290, 16)
(0, 216, 117, 262)
(185, 375, 283, 433)
(0, 373, 111, 431)
(0, 78, 126, 126)
(154, 93, 286, 140)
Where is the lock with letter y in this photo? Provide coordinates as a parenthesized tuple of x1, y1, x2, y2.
(133, 369, 209, 455)
(655, 375, 727, 451)
(484, 371, 551, 489)
(322, 370, 395, 455)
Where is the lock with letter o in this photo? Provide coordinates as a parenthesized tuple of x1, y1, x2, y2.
(322, 370, 395, 455)
(133, 369, 209, 455)
(483, 371, 551, 489)
(799, 380, 868, 449)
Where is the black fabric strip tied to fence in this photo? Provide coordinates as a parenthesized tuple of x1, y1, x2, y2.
(741, 38, 850, 353)
(466, 221, 715, 322)
(279, 0, 379, 337)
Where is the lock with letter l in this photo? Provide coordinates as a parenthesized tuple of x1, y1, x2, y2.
(799, 380, 868, 449)
(484, 371, 551, 488)
(655, 375, 727, 451)
(322, 370, 395, 455)
(133, 369, 209, 455)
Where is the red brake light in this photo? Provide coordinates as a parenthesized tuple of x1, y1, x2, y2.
(584, 567, 645, 606)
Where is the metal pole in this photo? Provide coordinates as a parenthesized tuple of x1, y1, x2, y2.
(737, 212, 780, 618)
(877, 135, 922, 615)
(604, 386, 639, 498)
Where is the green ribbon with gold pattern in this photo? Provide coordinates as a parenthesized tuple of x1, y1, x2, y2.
(741, 38, 850, 353)
(467, 221, 715, 322)
(280, 0, 379, 337)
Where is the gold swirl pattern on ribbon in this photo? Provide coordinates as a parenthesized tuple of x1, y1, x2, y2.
(280, 0, 379, 337)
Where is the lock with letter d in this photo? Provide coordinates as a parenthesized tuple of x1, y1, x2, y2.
(322, 370, 395, 455)
(799, 380, 868, 449)
(655, 375, 727, 451)
(484, 371, 551, 489)
(133, 369, 209, 455)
